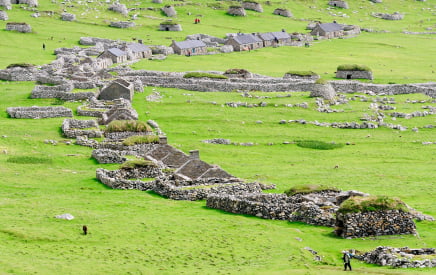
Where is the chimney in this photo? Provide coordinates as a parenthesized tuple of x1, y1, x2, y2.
(159, 136, 168, 144)
(189, 150, 200, 160)
(138, 39, 143, 44)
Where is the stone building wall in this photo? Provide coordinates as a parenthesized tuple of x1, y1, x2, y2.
(335, 210, 416, 238)
(273, 8, 292, 17)
(328, 0, 349, 9)
(7, 106, 73, 118)
(359, 246, 436, 268)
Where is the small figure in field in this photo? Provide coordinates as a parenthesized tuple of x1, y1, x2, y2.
(194, 18, 198, 24)
(342, 251, 352, 271)
(42, 43, 46, 50)
(82, 225, 88, 235)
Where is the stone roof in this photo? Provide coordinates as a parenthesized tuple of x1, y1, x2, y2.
(259, 31, 290, 41)
(127, 43, 151, 53)
(173, 40, 206, 49)
(108, 48, 126, 57)
(232, 34, 262, 45)
(318, 23, 343, 32)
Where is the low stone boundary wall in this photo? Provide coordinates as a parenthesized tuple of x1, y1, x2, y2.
(103, 131, 152, 140)
(206, 192, 336, 227)
(152, 178, 261, 201)
(335, 210, 416, 238)
(31, 84, 95, 100)
(7, 106, 73, 119)
(115, 69, 436, 98)
(96, 168, 157, 190)
(358, 246, 436, 268)
(61, 119, 102, 138)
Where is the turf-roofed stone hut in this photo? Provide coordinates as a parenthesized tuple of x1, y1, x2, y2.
(273, 8, 292, 17)
(258, 31, 291, 47)
(328, 0, 349, 9)
(310, 22, 343, 38)
(170, 40, 207, 56)
(335, 196, 416, 238)
(336, 64, 373, 80)
(242, 1, 263, 12)
(0, 0, 12, 10)
(161, 5, 176, 17)
(159, 21, 182, 31)
(225, 33, 263, 51)
(227, 6, 246, 16)
(5, 22, 31, 32)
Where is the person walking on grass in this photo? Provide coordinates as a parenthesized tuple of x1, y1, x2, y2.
(342, 251, 352, 271)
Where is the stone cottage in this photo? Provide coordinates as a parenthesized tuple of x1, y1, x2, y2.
(98, 78, 134, 101)
(98, 48, 128, 63)
(5, 22, 32, 33)
(328, 0, 349, 9)
(125, 43, 152, 60)
(310, 22, 343, 38)
(170, 40, 207, 56)
(242, 1, 263, 12)
(258, 31, 291, 47)
(225, 33, 263, 51)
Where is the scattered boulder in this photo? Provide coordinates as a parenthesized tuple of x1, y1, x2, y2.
(373, 12, 404, 20)
(110, 21, 135, 28)
(5, 22, 32, 33)
(55, 213, 74, 220)
(0, 0, 12, 10)
(0, 10, 8, 20)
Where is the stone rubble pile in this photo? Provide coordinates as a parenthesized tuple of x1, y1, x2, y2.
(357, 246, 436, 268)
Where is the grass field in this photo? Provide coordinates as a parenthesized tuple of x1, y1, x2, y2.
(0, 0, 435, 274)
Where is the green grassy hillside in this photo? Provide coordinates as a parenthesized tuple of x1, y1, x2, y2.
(0, 0, 435, 274)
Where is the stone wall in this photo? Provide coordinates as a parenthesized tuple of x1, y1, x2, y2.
(335, 210, 416, 238)
(159, 23, 182, 31)
(96, 167, 160, 190)
(7, 106, 73, 118)
(0, 66, 39, 81)
(110, 21, 135, 28)
(61, 118, 102, 138)
(113, 69, 436, 98)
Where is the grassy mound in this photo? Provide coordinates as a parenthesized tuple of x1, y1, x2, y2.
(122, 135, 159, 146)
(284, 184, 339, 196)
(338, 195, 409, 214)
(337, 64, 372, 72)
(183, 72, 228, 79)
(106, 120, 152, 133)
(7, 156, 52, 164)
(295, 140, 343, 150)
(286, 70, 318, 77)
(120, 160, 156, 169)
(314, 78, 328, 84)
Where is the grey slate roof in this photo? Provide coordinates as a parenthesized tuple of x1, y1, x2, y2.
(174, 40, 206, 49)
(318, 23, 343, 32)
(232, 34, 262, 45)
(259, 31, 290, 41)
(127, 43, 151, 53)
(108, 48, 126, 57)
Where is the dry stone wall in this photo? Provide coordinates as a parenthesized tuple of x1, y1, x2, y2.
(62, 119, 102, 138)
(7, 106, 72, 118)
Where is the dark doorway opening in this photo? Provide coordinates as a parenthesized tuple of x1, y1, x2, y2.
(346, 74, 352, 79)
